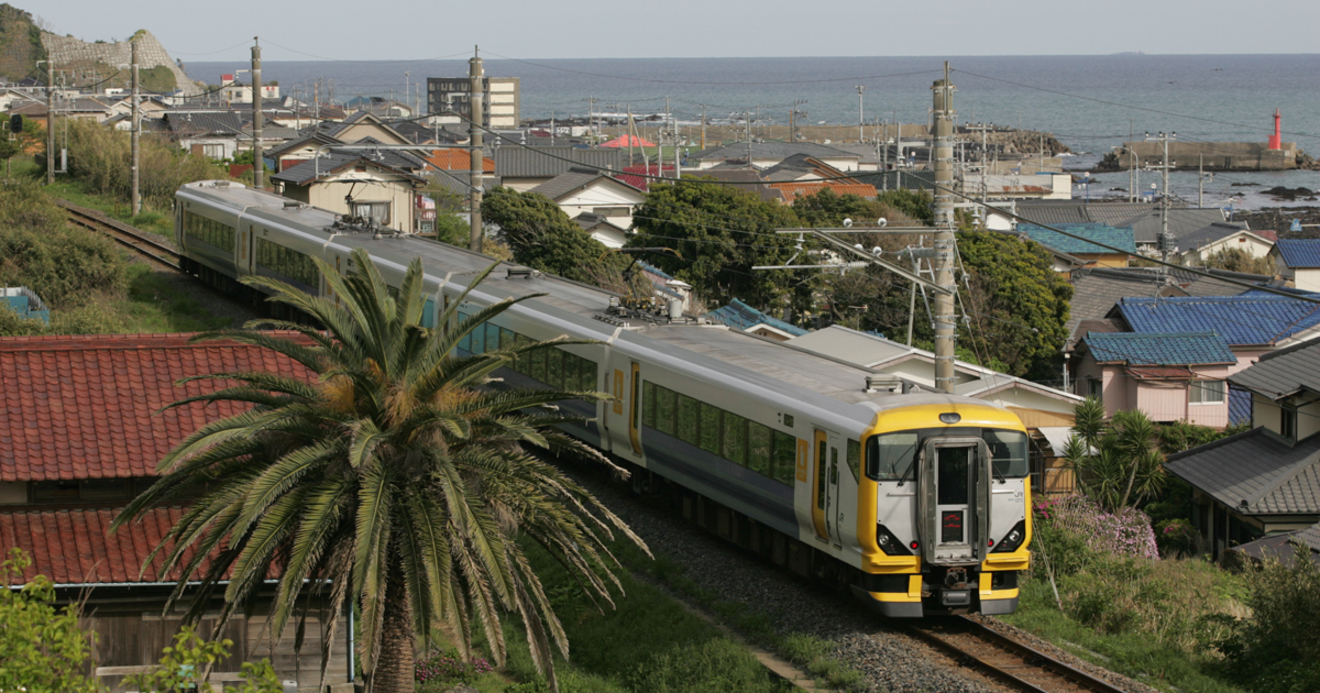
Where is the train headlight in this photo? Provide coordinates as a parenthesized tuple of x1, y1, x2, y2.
(991, 520, 1028, 553)
(939, 412, 961, 424)
(875, 524, 913, 555)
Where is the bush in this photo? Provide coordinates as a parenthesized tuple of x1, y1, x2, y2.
(61, 118, 227, 208)
(1156, 518, 1200, 558)
(0, 183, 129, 308)
(0, 548, 99, 693)
(415, 649, 494, 685)
(1214, 544, 1320, 692)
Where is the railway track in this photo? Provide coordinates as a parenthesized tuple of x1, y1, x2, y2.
(58, 201, 183, 271)
(902, 616, 1128, 693)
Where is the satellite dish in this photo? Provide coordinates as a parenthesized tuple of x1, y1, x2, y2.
(877, 217, 888, 227)
(843, 218, 853, 227)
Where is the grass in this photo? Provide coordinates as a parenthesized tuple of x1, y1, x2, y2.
(119, 264, 235, 332)
(1002, 578, 1248, 693)
(414, 538, 794, 693)
(10, 157, 174, 238)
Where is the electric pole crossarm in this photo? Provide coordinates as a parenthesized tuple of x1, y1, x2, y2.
(807, 228, 952, 294)
(752, 262, 869, 271)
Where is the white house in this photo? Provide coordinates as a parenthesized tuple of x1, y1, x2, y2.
(527, 167, 647, 246)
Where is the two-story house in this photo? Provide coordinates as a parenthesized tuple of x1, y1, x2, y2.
(1072, 332, 1238, 427)
(1166, 338, 1320, 559)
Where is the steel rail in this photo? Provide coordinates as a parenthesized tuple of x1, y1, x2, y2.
(901, 616, 1128, 693)
(58, 201, 183, 271)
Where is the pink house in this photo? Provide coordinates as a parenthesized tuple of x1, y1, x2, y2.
(1073, 332, 1239, 427)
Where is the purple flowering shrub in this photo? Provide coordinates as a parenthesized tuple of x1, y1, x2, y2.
(1155, 518, 1200, 558)
(1036, 495, 1158, 560)
(415, 650, 495, 684)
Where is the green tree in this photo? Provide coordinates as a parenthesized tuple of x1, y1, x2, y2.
(481, 187, 626, 287)
(1202, 246, 1275, 276)
(113, 250, 645, 693)
(1064, 400, 1167, 512)
(628, 178, 811, 312)
(956, 231, 1072, 380)
(0, 548, 99, 693)
(791, 188, 888, 227)
(876, 189, 933, 224)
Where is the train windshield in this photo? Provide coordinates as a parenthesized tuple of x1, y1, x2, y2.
(865, 428, 1028, 481)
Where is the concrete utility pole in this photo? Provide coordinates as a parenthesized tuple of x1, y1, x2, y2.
(44, 59, 53, 185)
(856, 85, 865, 142)
(130, 39, 140, 216)
(932, 63, 957, 395)
(251, 37, 263, 189)
(468, 47, 484, 252)
(1146, 131, 1175, 263)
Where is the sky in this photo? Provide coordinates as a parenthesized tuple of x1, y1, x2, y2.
(20, 0, 1320, 62)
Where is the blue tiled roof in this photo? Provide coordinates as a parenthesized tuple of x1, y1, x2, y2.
(1275, 239, 1320, 268)
(1229, 385, 1253, 426)
(706, 298, 808, 337)
(1116, 294, 1320, 346)
(1083, 332, 1236, 366)
(1017, 223, 1137, 255)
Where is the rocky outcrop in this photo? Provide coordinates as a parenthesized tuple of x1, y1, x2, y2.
(976, 129, 1072, 156)
(40, 29, 203, 95)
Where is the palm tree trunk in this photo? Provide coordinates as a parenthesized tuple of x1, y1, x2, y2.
(371, 569, 416, 693)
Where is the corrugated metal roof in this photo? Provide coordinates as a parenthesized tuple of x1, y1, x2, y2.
(1116, 293, 1320, 346)
(495, 146, 623, 179)
(1275, 239, 1320, 268)
(1229, 338, 1320, 399)
(705, 299, 807, 336)
(271, 152, 424, 186)
(1084, 331, 1236, 366)
(1018, 223, 1137, 254)
(1166, 427, 1320, 515)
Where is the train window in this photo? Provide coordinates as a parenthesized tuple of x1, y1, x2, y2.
(772, 431, 796, 485)
(676, 395, 699, 445)
(546, 349, 564, 389)
(747, 422, 772, 476)
(722, 412, 747, 466)
(512, 334, 533, 373)
(983, 430, 1029, 478)
(529, 347, 547, 382)
(699, 403, 721, 454)
(485, 324, 501, 353)
(846, 439, 861, 483)
(816, 440, 827, 507)
(183, 211, 236, 252)
(457, 313, 472, 352)
(642, 382, 656, 427)
(469, 323, 486, 354)
(500, 327, 515, 350)
(656, 386, 677, 436)
(579, 356, 597, 391)
(865, 432, 919, 481)
(255, 237, 319, 288)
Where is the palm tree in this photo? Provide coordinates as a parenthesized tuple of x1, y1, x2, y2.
(113, 249, 646, 693)
(1063, 399, 1166, 512)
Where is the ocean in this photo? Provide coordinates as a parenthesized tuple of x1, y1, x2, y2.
(186, 54, 1320, 210)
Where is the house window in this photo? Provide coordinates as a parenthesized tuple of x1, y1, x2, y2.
(202, 144, 225, 159)
(593, 206, 630, 217)
(1281, 406, 1298, 440)
(1087, 378, 1102, 401)
(1189, 380, 1226, 405)
(351, 201, 390, 225)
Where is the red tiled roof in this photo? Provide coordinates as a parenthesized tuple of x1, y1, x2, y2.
(0, 507, 217, 585)
(771, 182, 878, 203)
(0, 332, 317, 482)
(619, 164, 676, 191)
(426, 148, 494, 173)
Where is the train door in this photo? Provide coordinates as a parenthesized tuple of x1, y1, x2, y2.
(627, 361, 643, 456)
(920, 438, 990, 565)
(811, 429, 843, 544)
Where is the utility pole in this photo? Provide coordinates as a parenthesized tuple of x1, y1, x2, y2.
(44, 59, 53, 185)
(856, 85, 865, 142)
(468, 47, 484, 252)
(1145, 131, 1176, 263)
(932, 63, 957, 395)
(700, 104, 706, 151)
(130, 39, 140, 216)
(251, 37, 263, 189)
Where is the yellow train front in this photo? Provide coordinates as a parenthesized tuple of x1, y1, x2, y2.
(842, 399, 1031, 617)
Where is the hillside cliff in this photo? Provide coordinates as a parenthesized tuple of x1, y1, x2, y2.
(40, 28, 204, 95)
(0, 4, 45, 84)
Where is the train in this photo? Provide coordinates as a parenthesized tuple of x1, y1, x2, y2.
(174, 180, 1032, 617)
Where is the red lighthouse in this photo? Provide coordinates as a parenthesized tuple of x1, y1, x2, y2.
(1268, 108, 1282, 150)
